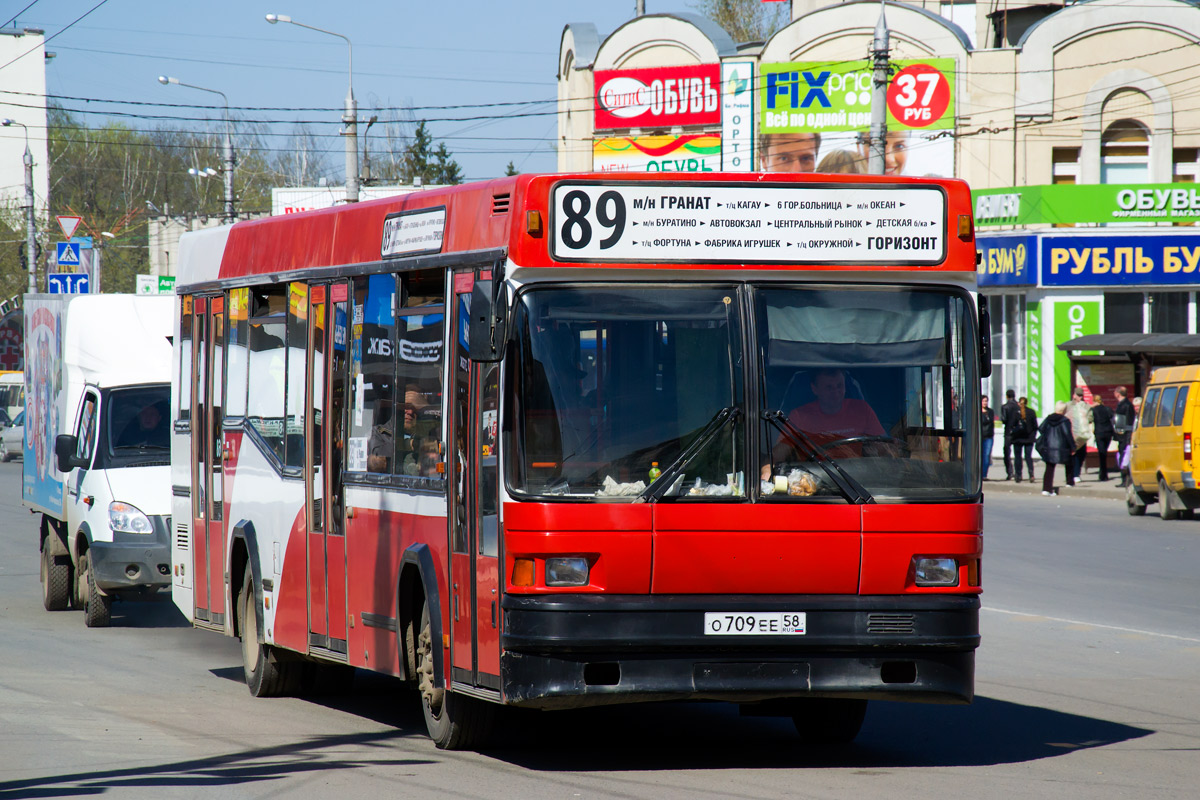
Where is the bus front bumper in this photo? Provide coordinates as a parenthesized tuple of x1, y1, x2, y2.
(500, 594, 979, 710)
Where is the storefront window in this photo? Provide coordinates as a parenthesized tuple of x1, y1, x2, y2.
(1149, 292, 1188, 333)
(1104, 292, 1143, 334)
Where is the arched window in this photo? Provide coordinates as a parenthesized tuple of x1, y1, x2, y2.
(1101, 118, 1150, 184)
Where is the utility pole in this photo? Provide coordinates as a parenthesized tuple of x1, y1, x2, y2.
(868, 0, 890, 175)
(636, 1, 645, 16)
(159, 76, 237, 223)
(2, 119, 38, 293)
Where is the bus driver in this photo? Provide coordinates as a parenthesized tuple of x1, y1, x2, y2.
(761, 368, 886, 480)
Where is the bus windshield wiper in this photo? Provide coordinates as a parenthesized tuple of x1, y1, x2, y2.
(762, 410, 874, 504)
(640, 406, 741, 501)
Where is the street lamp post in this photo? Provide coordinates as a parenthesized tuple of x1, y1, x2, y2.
(158, 76, 237, 223)
(1, 118, 37, 293)
(266, 13, 359, 203)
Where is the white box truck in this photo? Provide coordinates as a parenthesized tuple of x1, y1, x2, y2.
(24, 294, 174, 627)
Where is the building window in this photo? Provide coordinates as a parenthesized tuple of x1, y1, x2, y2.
(1104, 292, 1143, 334)
(1149, 292, 1188, 334)
(1101, 119, 1150, 184)
(1052, 147, 1079, 185)
(987, 294, 1026, 408)
(1175, 148, 1198, 183)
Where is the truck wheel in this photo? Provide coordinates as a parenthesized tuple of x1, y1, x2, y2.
(1159, 478, 1181, 521)
(417, 603, 494, 749)
(81, 553, 112, 627)
(239, 571, 299, 697)
(791, 698, 868, 744)
(0, 440, 11, 461)
(40, 538, 71, 611)
(1126, 484, 1147, 516)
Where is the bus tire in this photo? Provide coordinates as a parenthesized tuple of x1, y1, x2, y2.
(1126, 484, 1147, 516)
(791, 698, 868, 745)
(1159, 478, 1181, 521)
(417, 603, 494, 750)
(40, 537, 71, 611)
(239, 571, 299, 697)
(81, 553, 112, 628)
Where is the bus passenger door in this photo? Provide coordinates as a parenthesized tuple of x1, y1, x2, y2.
(306, 283, 350, 655)
(449, 281, 502, 690)
(193, 295, 227, 627)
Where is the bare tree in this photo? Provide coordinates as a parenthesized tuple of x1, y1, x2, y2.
(692, 0, 790, 43)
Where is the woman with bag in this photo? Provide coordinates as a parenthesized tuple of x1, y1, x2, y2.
(1012, 396, 1038, 482)
(1036, 401, 1075, 495)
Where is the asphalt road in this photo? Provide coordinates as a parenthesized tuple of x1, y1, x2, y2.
(0, 460, 1197, 799)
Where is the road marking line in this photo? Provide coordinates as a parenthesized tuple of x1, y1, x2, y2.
(984, 607, 1200, 643)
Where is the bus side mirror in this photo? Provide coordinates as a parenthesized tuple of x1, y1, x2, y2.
(978, 294, 993, 379)
(469, 279, 507, 363)
(55, 434, 83, 473)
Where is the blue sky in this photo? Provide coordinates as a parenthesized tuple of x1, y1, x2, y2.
(13, 0, 707, 182)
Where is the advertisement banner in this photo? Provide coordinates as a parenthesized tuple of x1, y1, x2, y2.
(977, 235, 1037, 287)
(1027, 300, 1041, 415)
(594, 64, 721, 130)
(23, 297, 66, 515)
(1041, 233, 1200, 286)
(721, 61, 755, 172)
(1053, 300, 1100, 404)
(974, 183, 1200, 226)
(758, 59, 956, 178)
(592, 134, 721, 174)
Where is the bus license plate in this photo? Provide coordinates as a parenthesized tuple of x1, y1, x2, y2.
(704, 612, 807, 635)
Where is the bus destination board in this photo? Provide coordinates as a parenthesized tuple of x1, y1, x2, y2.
(549, 182, 947, 265)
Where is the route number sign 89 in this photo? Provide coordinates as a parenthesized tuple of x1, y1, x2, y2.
(558, 189, 628, 251)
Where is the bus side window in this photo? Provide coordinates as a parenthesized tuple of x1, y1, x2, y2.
(179, 296, 193, 422)
(396, 268, 446, 479)
(226, 288, 250, 419)
(348, 274, 399, 475)
(247, 287, 288, 462)
(285, 283, 309, 469)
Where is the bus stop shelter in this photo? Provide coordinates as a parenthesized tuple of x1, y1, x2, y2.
(1058, 333, 1200, 398)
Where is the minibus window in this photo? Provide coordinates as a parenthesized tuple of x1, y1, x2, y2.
(1174, 386, 1189, 426)
(1142, 389, 1160, 428)
(1158, 387, 1177, 428)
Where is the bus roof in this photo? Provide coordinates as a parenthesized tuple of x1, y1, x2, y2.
(177, 172, 976, 289)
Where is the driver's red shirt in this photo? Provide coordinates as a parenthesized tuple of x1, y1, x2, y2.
(787, 399, 885, 440)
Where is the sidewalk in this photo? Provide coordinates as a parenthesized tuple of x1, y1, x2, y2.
(982, 464, 1126, 502)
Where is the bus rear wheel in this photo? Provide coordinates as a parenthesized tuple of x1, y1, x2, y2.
(416, 603, 494, 750)
(790, 698, 868, 744)
(239, 572, 299, 697)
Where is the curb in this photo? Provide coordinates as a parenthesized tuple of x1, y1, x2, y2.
(982, 474, 1126, 502)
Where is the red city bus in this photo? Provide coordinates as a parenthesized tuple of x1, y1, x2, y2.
(171, 171, 987, 749)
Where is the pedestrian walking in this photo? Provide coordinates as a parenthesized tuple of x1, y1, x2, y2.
(1114, 386, 1135, 487)
(1090, 394, 1115, 482)
(1012, 396, 1038, 483)
(981, 395, 995, 479)
(1036, 401, 1075, 495)
(1065, 387, 1093, 483)
(1001, 388, 1021, 480)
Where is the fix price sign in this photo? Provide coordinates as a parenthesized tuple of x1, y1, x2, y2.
(887, 63, 952, 128)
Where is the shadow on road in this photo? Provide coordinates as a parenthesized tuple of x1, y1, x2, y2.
(479, 694, 1152, 770)
(106, 595, 190, 629)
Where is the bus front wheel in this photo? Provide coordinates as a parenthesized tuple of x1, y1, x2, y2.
(416, 603, 494, 749)
(239, 572, 299, 697)
(790, 698, 868, 744)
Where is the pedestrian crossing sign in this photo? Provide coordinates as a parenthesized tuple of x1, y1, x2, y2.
(56, 241, 81, 266)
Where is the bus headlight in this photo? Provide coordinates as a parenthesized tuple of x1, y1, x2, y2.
(913, 557, 958, 587)
(545, 557, 589, 587)
(109, 501, 154, 534)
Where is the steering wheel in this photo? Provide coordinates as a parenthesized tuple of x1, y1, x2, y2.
(821, 435, 910, 454)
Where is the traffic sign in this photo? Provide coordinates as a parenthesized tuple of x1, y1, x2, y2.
(48, 273, 90, 294)
(56, 215, 82, 239)
(56, 241, 81, 267)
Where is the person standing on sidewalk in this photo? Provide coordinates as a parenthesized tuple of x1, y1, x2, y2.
(1036, 401, 1075, 495)
(1001, 388, 1021, 480)
(1065, 387, 1094, 484)
(1114, 386, 1135, 487)
(1013, 396, 1039, 483)
(981, 395, 996, 479)
(1090, 394, 1115, 482)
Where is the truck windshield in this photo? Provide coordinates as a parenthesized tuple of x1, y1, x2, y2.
(106, 385, 171, 456)
(511, 283, 978, 503)
(511, 286, 744, 500)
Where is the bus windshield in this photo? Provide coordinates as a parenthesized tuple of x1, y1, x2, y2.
(512, 283, 977, 503)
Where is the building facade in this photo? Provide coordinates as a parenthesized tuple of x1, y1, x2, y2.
(558, 0, 1200, 414)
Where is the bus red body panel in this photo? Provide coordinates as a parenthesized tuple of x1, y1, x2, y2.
(651, 504, 862, 594)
